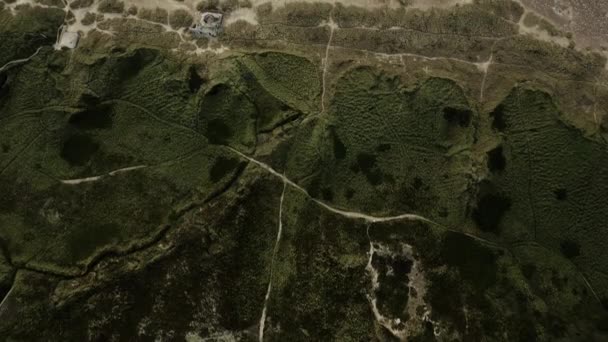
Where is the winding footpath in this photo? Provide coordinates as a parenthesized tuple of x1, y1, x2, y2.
(0, 47, 43, 73)
(227, 147, 437, 226)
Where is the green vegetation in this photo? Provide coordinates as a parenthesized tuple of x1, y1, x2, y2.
(0, 42, 323, 278)
(198, 83, 257, 148)
(0, 47, 252, 273)
(257, 2, 332, 27)
(69, 0, 94, 10)
(1, 1, 608, 341)
(80, 12, 95, 26)
(0, 174, 283, 341)
(92, 18, 182, 50)
(235, 61, 303, 133)
(137, 7, 169, 25)
(330, 2, 517, 61)
(169, 9, 194, 29)
(494, 36, 606, 80)
(97, 0, 124, 14)
(335, 2, 517, 36)
(240, 52, 321, 113)
(278, 67, 475, 224)
(266, 188, 375, 341)
(371, 220, 607, 341)
(478, 87, 608, 304)
(473, 0, 525, 22)
(0, 5, 64, 67)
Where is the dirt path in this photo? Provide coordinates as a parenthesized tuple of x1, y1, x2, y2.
(228, 146, 438, 225)
(0, 47, 43, 73)
(226, 147, 517, 257)
(258, 181, 287, 342)
(320, 4, 336, 114)
(479, 53, 493, 102)
(60, 165, 147, 185)
(0, 282, 14, 316)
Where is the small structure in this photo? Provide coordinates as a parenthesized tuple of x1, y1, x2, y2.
(190, 12, 223, 38)
(56, 29, 80, 50)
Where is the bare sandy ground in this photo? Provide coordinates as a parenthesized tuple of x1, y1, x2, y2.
(119, 0, 401, 11)
(519, 0, 608, 50)
(160, 0, 472, 10)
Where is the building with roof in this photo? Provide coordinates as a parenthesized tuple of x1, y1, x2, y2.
(190, 12, 223, 38)
(55, 28, 80, 50)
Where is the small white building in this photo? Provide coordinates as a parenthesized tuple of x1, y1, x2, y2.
(56, 29, 80, 50)
(190, 12, 223, 38)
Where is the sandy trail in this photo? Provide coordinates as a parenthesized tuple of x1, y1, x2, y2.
(228, 147, 437, 225)
(227, 147, 517, 255)
(320, 4, 336, 115)
(0, 282, 14, 316)
(0, 47, 43, 73)
(60, 165, 147, 185)
(479, 53, 493, 102)
(258, 181, 287, 342)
